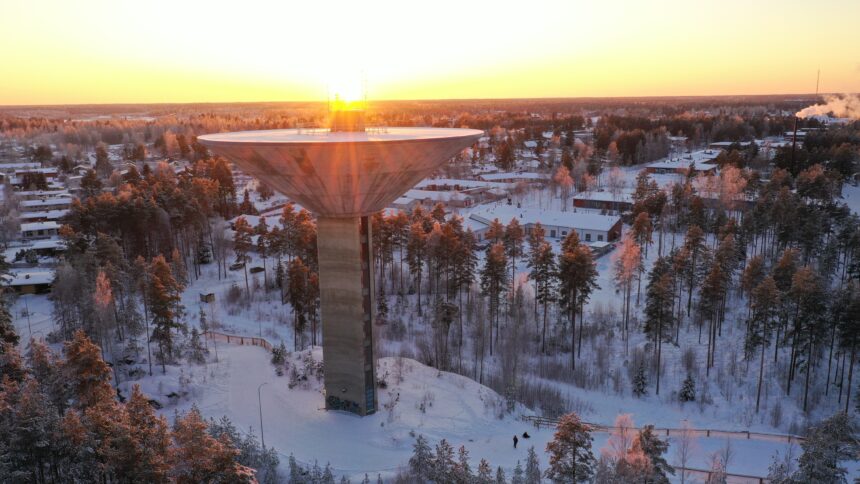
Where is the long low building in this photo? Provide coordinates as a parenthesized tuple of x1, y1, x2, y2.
(468, 205, 622, 244)
(20, 221, 60, 240)
(20, 197, 74, 212)
(572, 190, 633, 213)
(1, 270, 55, 294)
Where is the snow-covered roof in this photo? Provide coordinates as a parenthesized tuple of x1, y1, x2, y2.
(573, 190, 633, 203)
(2, 270, 55, 287)
(646, 150, 720, 172)
(0, 162, 40, 172)
(15, 167, 57, 175)
(523, 140, 538, 148)
(20, 221, 60, 232)
(469, 206, 621, 232)
(20, 197, 73, 209)
(479, 172, 550, 182)
(30, 238, 65, 250)
(15, 189, 70, 199)
(404, 189, 472, 202)
(415, 178, 515, 190)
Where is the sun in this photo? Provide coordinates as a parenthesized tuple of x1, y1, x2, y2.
(327, 71, 366, 111)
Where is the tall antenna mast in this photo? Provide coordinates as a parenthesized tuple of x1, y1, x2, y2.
(815, 68, 820, 97)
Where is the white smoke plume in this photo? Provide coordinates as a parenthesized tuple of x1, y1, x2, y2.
(796, 94, 860, 119)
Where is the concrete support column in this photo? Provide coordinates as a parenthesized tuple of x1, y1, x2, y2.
(316, 216, 377, 415)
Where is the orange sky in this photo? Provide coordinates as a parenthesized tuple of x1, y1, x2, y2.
(1, 0, 858, 105)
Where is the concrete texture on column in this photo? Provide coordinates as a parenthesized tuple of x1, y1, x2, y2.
(317, 216, 376, 415)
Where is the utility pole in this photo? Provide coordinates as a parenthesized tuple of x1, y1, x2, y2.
(257, 382, 269, 448)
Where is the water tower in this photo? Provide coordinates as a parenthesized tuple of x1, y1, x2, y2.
(199, 102, 481, 415)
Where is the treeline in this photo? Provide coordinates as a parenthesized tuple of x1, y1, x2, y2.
(0, 329, 277, 483)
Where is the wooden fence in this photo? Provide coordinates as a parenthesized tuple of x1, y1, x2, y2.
(521, 415, 805, 445)
(203, 330, 273, 352)
(521, 415, 807, 483)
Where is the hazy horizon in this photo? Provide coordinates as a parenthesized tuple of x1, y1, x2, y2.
(3, 0, 859, 105)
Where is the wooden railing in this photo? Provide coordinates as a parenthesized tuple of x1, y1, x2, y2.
(520, 415, 806, 483)
(203, 330, 273, 352)
(521, 415, 805, 444)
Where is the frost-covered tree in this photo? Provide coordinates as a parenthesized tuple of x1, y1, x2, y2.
(431, 439, 456, 483)
(408, 434, 433, 481)
(453, 444, 473, 483)
(476, 458, 493, 484)
(524, 447, 541, 484)
(510, 460, 525, 484)
(793, 412, 858, 483)
(495, 465, 507, 484)
(0, 294, 18, 349)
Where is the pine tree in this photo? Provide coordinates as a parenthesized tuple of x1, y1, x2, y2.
(409, 435, 433, 481)
(187, 327, 207, 364)
(476, 458, 493, 484)
(171, 405, 252, 482)
(614, 235, 642, 353)
(431, 439, 456, 483)
(63, 330, 114, 408)
(454, 444, 473, 483)
(504, 218, 525, 292)
(233, 216, 254, 299)
(511, 460, 525, 484)
(0, 294, 18, 349)
(525, 446, 541, 484)
(126, 384, 171, 481)
(633, 363, 648, 397)
(288, 257, 310, 350)
(496, 465, 507, 484)
(635, 425, 674, 483)
(529, 240, 556, 355)
(746, 276, 778, 412)
(794, 412, 858, 483)
(644, 255, 674, 394)
(545, 412, 596, 482)
(148, 255, 184, 373)
(407, 221, 427, 316)
(481, 243, 508, 356)
(558, 231, 599, 366)
(7, 378, 59, 482)
(680, 375, 696, 402)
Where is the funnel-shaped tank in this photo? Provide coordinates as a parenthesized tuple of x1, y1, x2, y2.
(198, 127, 481, 416)
(198, 128, 482, 217)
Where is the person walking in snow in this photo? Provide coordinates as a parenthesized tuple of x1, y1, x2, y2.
(513, 435, 519, 448)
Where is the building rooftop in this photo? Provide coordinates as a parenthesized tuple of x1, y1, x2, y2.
(469, 205, 621, 232)
(20, 221, 60, 232)
(2, 270, 55, 287)
(199, 127, 483, 145)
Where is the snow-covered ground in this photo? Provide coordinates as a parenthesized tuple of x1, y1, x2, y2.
(123, 340, 804, 481)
